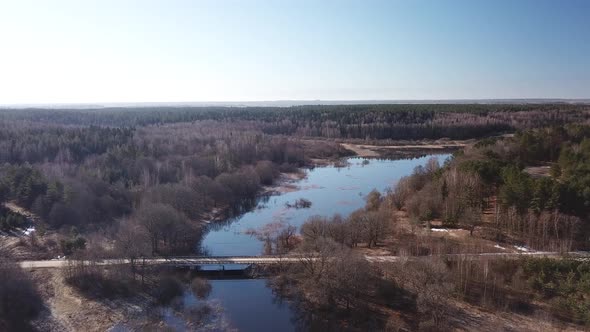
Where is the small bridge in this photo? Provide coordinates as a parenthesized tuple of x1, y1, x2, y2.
(162, 255, 306, 267)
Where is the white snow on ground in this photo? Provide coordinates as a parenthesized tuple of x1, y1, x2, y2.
(23, 226, 35, 235)
(431, 228, 450, 232)
(494, 244, 506, 250)
(514, 245, 532, 252)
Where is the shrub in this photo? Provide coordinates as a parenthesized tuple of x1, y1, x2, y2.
(191, 278, 212, 299)
(60, 236, 87, 255)
(154, 276, 184, 305)
(65, 262, 133, 299)
(0, 259, 44, 329)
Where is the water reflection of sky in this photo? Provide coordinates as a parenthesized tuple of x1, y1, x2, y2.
(202, 155, 450, 256)
(180, 279, 296, 332)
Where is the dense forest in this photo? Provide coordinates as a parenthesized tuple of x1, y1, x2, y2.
(0, 121, 349, 246)
(1, 103, 589, 139)
(2, 105, 590, 330)
(392, 124, 590, 250)
(0, 105, 588, 258)
(0, 103, 585, 239)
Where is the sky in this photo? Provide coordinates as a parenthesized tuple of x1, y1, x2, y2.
(0, 0, 589, 104)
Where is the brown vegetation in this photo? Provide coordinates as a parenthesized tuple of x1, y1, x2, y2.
(0, 257, 44, 331)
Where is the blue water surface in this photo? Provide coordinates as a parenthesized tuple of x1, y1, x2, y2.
(202, 155, 450, 256)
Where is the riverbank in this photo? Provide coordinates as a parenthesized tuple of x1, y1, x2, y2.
(340, 141, 466, 158)
(28, 268, 149, 332)
(261, 171, 306, 195)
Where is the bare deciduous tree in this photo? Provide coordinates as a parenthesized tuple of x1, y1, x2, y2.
(115, 217, 151, 282)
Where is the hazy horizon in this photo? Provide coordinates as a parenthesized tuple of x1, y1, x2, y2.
(2, 98, 590, 109)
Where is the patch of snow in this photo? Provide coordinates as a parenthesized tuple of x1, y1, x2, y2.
(431, 228, 450, 232)
(23, 227, 35, 236)
(514, 245, 531, 252)
(494, 244, 506, 250)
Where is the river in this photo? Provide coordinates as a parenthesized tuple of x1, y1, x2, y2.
(176, 154, 450, 331)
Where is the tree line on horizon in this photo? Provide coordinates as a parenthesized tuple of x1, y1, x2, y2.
(1, 103, 589, 139)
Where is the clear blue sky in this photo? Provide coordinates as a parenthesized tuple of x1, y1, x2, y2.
(1, 0, 589, 103)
